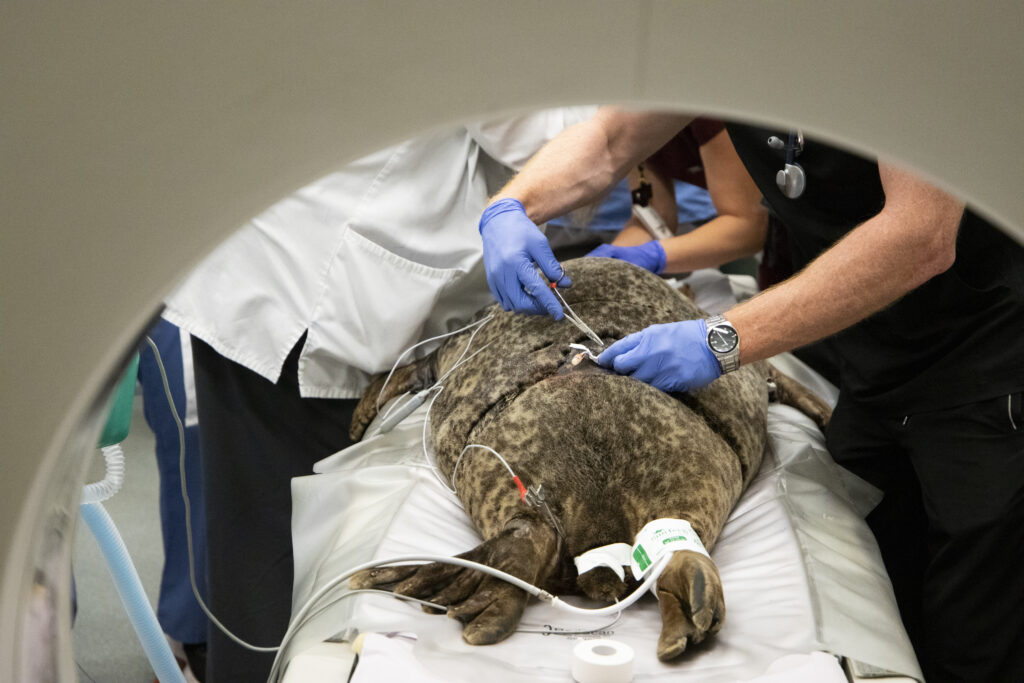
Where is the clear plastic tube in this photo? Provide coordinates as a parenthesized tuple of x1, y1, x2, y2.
(79, 444, 126, 505)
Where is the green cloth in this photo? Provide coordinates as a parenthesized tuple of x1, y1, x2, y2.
(97, 354, 139, 448)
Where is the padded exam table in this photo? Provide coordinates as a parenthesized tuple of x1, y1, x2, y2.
(283, 272, 921, 683)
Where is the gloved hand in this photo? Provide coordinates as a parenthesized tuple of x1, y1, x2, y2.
(479, 198, 569, 319)
(586, 241, 666, 274)
(597, 319, 721, 393)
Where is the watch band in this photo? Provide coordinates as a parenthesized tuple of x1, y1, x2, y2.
(705, 315, 741, 374)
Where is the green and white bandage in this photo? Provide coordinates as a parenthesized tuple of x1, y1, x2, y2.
(630, 518, 709, 581)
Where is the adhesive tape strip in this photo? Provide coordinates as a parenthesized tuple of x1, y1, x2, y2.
(571, 638, 635, 683)
(574, 543, 632, 582)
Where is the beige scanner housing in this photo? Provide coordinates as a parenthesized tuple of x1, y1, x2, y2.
(2, 3, 1022, 680)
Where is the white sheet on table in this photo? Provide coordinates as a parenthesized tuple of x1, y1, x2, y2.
(345, 636, 849, 683)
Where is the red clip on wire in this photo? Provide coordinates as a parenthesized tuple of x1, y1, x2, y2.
(513, 476, 528, 501)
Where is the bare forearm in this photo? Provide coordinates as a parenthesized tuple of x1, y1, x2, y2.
(492, 107, 691, 224)
(661, 214, 766, 273)
(727, 164, 963, 364)
(657, 127, 768, 273)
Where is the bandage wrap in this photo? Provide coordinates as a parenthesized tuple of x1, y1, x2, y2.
(572, 519, 709, 584)
(630, 518, 709, 580)
(574, 543, 633, 582)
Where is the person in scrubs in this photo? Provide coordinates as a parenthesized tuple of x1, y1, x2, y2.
(477, 106, 1024, 683)
(585, 117, 769, 276)
(583, 119, 840, 384)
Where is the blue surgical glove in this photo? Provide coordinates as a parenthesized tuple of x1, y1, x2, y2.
(597, 319, 722, 393)
(586, 241, 666, 274)
(479, 198, 569, 319)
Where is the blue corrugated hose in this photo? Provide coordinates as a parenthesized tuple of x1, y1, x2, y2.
(79, 501, 186, 683)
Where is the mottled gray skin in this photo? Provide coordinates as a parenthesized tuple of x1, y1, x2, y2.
(350, 258, 829, 660)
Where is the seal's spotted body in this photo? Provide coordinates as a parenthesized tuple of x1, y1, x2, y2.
(350, 258, 829, 660)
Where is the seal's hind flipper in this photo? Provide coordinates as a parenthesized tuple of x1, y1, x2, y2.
(351, 512, 560, 645)
(655, 551, 725, 660)
(766, 366, 833, 431)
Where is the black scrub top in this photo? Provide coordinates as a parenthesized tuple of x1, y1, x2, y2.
(726, 122, 1024, 413)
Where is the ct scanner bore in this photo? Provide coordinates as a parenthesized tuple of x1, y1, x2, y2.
(2, 3, 1021, 680)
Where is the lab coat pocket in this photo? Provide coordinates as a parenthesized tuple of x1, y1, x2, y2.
(305, 227, 465, 377)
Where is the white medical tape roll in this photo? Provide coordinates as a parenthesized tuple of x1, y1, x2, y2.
(630, 518, 709, 581)
(574, 543, 632, 582)
(571, 639, 635, 683)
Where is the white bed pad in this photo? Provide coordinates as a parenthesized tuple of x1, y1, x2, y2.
(284, 272, 923, 682)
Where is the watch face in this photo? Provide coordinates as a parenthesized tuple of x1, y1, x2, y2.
(708, 325, 738, 354)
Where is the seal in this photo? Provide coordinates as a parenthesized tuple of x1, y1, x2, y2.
(350, 257, 830, 661)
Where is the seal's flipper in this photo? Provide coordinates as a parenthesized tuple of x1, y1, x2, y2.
(766, 366, 833, 431)
(349, 357, 438, 441)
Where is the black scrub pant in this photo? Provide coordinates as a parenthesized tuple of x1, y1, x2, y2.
(191, 336, 358, 682)
(828, 391, 1024, 683)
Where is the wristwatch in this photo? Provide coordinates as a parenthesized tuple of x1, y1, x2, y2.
(705, 315, 740, 374)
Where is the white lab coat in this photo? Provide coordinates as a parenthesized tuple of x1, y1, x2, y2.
(163, 108, 595, 398)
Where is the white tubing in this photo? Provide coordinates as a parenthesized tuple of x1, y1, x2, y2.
(80, 444, 126, 504)
(267, 551, 671, 682)
(79, 501, 186, 683)
(550, 553, 671, 617)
